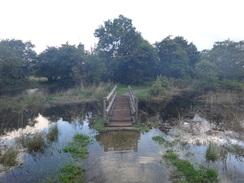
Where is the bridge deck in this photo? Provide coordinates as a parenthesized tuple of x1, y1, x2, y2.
(106, 95, 134, 130)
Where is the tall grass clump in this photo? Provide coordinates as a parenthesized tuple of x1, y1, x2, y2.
(17, 133, 46, 152)
(206, 144, 219, 161)
(94, 117, 107, 132)
(46, 125, 59, 142)
(0, 147, 19, 167)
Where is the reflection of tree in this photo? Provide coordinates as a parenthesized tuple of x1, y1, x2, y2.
(0, 102, 100, 134)
(96, 131, 140, 152)
(41, 102, 100, 122)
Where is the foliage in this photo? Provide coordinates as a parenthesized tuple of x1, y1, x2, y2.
(63, 134, 91, 159)
(156, 36, 200, 79)
(59, 164, 84, 183)
(149, 76, 174, 98)
(0, 147, 19, 167)
(0, 39, 36, 90)
(46, 125, 59, 142)
(164, 150, 219, 183)
(95, 15, 158, 84)
(195, 59, 219, 90)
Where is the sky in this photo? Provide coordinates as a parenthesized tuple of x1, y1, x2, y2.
(1, 0, 243, 53)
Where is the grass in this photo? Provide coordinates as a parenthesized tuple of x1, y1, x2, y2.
(62, 134, 92, 159)
(133, 123, 150, 132)
(206, 144, 218, 161)
(0, 83, 112, 113)
(164, 150, 219, 183)
(59, 163, 85, 183)
(0, 146, 19, 167)
(17, 133, 46, 153)
(93, 117, 107, 132)
(46, 125, 59, 142)
(135, 89, 149, 99)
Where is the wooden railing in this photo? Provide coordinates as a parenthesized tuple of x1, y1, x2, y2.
(128, 86, 138, 123)
(103, 85, 117, 117)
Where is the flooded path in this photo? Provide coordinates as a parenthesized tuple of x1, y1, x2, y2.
(0, 111, 170, 183)
(0, 99, 244, 182)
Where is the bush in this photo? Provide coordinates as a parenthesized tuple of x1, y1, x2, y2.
(149, 76, 173, 98)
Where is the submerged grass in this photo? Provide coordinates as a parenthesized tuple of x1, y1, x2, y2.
(62, 134, 92, 159)
(0, 147, 19, 168)
(133, 123, 150, 132)
(59, 163, 85, 183)
(164, 150, 219, 183)
(206, 144, 219, 161)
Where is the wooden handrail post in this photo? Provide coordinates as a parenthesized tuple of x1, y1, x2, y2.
(103, 97, 107, 117)
(135, 97, 138, 122)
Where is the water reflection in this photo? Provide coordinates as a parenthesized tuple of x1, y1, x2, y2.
(96, 131, 140, 152)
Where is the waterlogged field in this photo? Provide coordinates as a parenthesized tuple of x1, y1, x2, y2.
(0, 98, 243, 182)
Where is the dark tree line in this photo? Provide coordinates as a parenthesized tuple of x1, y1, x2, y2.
(0, 15, 243, 91)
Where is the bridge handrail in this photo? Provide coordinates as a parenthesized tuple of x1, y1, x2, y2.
(128, 86, 138, 123)
(103, 85, 117, 117)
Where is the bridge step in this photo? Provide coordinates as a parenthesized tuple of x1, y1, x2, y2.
(107, 95, 133, 129)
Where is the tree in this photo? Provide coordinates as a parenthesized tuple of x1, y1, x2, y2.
(206, 40, 244, 80)
(0, 39, 36, 89)
(94, 15, 158, 84)
(36, 43, 86, 85)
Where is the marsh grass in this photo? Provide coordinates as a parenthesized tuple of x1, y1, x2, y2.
(206, 144, 219, 161)
(62, 134, 92, 159)
(0, 146, 19, 167)
(46, 125, 59, 142)
(132, 123, 150, 132)
(17, 133, 46, 152)
(93, 117, 107, 132)
(164, 150, 219, 183)
(59, 164, 85, 183)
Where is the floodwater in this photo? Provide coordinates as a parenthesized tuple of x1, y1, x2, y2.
(0, 105, 170, 183)
(0, 98, 244, 182)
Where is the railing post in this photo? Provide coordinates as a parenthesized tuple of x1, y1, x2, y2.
(135, 97, 138, 122)
(103, 97, 107, 117)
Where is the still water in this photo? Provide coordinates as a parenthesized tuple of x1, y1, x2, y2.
(0, 107, 170, 183)
(1, 101, 244, 183)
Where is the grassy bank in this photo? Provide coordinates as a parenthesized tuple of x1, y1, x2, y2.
(0, 83, 112, 113)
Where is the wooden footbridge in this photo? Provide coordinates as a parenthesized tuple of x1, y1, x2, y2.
(103, 86, 138, 130)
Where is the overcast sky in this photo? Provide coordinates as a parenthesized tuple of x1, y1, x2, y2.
(1, 0, 243, 53)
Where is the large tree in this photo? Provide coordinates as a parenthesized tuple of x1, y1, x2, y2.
(0, 39, 36, 89)
(94, 15, 158, 84)
(156, 36, 200, 78)
(36, 43, 87, 85)
(206, 40, 244, 80)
